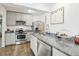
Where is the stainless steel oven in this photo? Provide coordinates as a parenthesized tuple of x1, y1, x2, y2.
(15, 28, 26, 42)
(17, 34, 26, 39)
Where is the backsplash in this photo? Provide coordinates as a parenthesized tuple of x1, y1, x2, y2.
(6, 26, 32, 31)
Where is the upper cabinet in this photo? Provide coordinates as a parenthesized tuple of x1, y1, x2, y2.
(16, 13, 22, 21)
(6, 12, 16, 26)
(6, 11, 33, 26)
(22, 14, 33, 25)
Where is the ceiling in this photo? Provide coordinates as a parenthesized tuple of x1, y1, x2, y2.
(1, 3, 56, 15)
(14, 3, 56, 11)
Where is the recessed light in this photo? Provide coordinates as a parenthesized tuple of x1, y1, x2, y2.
(28, 9, 34, 13)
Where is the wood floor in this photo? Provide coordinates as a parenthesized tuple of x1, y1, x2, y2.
(0, 43, 33, 56)
(0, 39, 1, 47)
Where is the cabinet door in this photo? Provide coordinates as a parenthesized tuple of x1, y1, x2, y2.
(6, 12, 16, 25)
(16, 13, 22, 21)
(30, 35, 37, 55)
(26, 34, 30, 41)
(27, 15, 33, 25)
(37, 40, 51, 56)
(5, 34, 11, 45)
(5, 33, 15, 45)
(10, 33, 16, 44)
(22, 14, 27, 21)
(22, 14, 33, 25)
(53, 48, 67, 56)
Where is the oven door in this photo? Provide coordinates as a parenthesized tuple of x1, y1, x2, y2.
(17, 35, 26, 39)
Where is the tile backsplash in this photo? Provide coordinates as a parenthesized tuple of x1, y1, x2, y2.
(6, 26, 32, 31)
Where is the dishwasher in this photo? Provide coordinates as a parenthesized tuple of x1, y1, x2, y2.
(37, 40, 51, 56)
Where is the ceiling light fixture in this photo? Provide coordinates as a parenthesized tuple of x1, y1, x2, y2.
(28, 9, 34, 13)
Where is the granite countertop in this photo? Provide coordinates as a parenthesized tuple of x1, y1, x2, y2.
(5, 31, 14, 33)
(5, 30, 33, 33)
(33, 33, 79, 56)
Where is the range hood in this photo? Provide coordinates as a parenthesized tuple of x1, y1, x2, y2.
(16, 21, 26, 25)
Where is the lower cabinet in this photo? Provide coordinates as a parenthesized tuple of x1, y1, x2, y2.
(26, 33, 33, 42)
(30, 35, 38, 55)
(26, 34, 30, 41)
(5, 33, 16, 46)
(52, 47, 67, 56)
(30, 35, 67, 56)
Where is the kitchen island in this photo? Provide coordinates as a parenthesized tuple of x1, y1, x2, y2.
(31, 33, 79, 56)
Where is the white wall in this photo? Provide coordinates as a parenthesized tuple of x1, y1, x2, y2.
(33, 14, 46, 22)
(48, 3, 79, 35)
(0, 5, 6, 47)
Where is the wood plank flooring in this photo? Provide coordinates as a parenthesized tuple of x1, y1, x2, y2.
(0, 39, 1, 47)
(0, 43, 33, 56)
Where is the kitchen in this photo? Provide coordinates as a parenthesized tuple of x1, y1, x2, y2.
(4, 3, 46, 45)
(0, 3, 79, 56)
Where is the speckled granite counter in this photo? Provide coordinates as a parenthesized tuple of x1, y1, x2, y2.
(33, 33, 79, 56)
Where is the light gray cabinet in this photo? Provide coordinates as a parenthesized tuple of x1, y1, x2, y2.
(16, 13, 22, 21)
(6, 12, 16, 25)
(26, 34, 31, 41)
(52, 47, 67, 56)
(30, 35, 38, 55)
(5, 33, 15, 45)
(6, 11, 33, 26)
(22, 14, 33, 25)
(22, 14, 27, 21)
